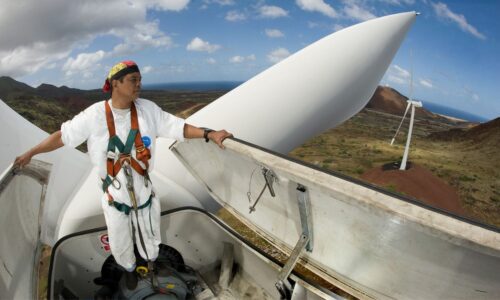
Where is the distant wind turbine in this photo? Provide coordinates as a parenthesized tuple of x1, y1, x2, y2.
(390, 51, 423, 170)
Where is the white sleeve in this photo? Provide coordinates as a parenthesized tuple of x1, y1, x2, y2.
(154, 103, 185, 141)
(60, 106, 94, 148)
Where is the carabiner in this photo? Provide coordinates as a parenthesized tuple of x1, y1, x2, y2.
(111, 177, 121, 190)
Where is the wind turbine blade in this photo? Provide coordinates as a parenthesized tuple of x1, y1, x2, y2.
(188, 12, 418, 154)
(391, 101, 411, 145)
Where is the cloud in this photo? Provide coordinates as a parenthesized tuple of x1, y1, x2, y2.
(387, 64, 410, 85)
(0, 0, 178, 78)
(230, 56, 244, 63)
(0, 42, 72, 78)
(229, 54, 256, 63)
(206, 57, 216, 64)
(110, 20, 173, 56)
(419, 78, 433, 88)
(296, 0, 338, 18)
(142, 65, 153, 74)
(342, 0, 376, 21)
(388, 75, 406, 85)
(267, 48, 290, 63)
(393, 65, 411, 79)
(379, 0, 415, 5)
(226, 10, 246, 21)
(461, 85, 481, 102)
(186, 37, 221, 53)
(259, 5, 288, 18)
(333, 24, 345, 32)
(308, 21, 320, 28)
(432, 2, 486, 40)
(62, 50, 107, 76)
(298, 0, 375, 22)
(146, 0, 190, 11)
(202, 0, 234, 6)
(265, 29, 284, 38)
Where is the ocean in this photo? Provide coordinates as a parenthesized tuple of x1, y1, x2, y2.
(421, 101, 488, 123)
(143, 81, 488, 123)
(143, 81, 243, 92)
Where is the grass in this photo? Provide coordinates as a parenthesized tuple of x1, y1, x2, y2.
(289, 109, 500, 228)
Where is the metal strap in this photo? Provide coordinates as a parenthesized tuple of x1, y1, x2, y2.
(297, 184, 313, 252)
(275, 234, 310, 298)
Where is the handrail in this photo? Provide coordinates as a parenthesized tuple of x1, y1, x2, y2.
(0, 160, 52, 196)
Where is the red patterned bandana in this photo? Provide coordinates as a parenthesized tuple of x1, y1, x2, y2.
(102, 60, 140, 92)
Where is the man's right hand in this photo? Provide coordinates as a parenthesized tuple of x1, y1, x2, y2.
(12, 130, 64, 169)
(14, 151, 33, 169)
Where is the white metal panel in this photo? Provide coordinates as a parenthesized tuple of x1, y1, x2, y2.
(0, 100, 91, 245)
(49, 210, 294, 299)
(171, 138, 500, 299)
(0, 162, 49, 298)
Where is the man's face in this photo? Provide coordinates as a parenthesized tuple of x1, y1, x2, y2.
(113, 72, 142, 101)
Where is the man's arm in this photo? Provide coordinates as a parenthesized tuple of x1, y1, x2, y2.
(14, 130, 64, 168)
(183, 124, 232, 149)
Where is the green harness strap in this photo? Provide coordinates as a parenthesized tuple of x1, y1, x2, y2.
(102, 129, 138, 192)
(107, 129, 138, 154)
(110, 194, 153, 215)
(110, 194, 156, 236)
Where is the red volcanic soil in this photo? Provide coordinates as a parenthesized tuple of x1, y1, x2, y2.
(361, 162, 464, 215)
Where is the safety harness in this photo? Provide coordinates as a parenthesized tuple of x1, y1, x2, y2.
(102, 100, 151, 207)
(102, 100, 160, 290)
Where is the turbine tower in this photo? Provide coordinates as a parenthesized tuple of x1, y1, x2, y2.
(390, 52, 423, 170)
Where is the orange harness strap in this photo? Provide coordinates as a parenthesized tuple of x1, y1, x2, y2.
(104, 101, 151, 179)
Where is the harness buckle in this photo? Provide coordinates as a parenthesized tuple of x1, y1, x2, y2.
(136, 145, 145, 153)
(119, 154, 131, 166)
(107, 151, 116, 160)
(106, 193, 114, 206)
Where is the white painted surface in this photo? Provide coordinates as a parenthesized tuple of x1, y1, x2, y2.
(50, 210, 324, 299)
(187, 12, 417, 154)
(0, 162, 50, 299)
(0, 100, 91, 245)
(172, 138, 500, 300)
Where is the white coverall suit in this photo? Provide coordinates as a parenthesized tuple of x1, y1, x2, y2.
(61, 98, 185, 270)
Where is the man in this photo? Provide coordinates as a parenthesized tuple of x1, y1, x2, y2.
(14, 60, 232, 290)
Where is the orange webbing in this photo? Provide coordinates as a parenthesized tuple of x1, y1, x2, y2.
(104, 101, 150, 178)
(105, 101, 116, 176)
(105, 101, 116, 137)
(130, 103, 151, 166)
(112, 155, 146, 176)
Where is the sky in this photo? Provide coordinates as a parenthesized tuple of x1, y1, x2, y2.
(0, 0, 498, 120)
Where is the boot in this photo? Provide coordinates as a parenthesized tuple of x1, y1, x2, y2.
(124, 270, 138, 290)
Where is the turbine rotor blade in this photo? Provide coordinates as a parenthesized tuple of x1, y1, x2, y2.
(391, 101, 411, 144)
